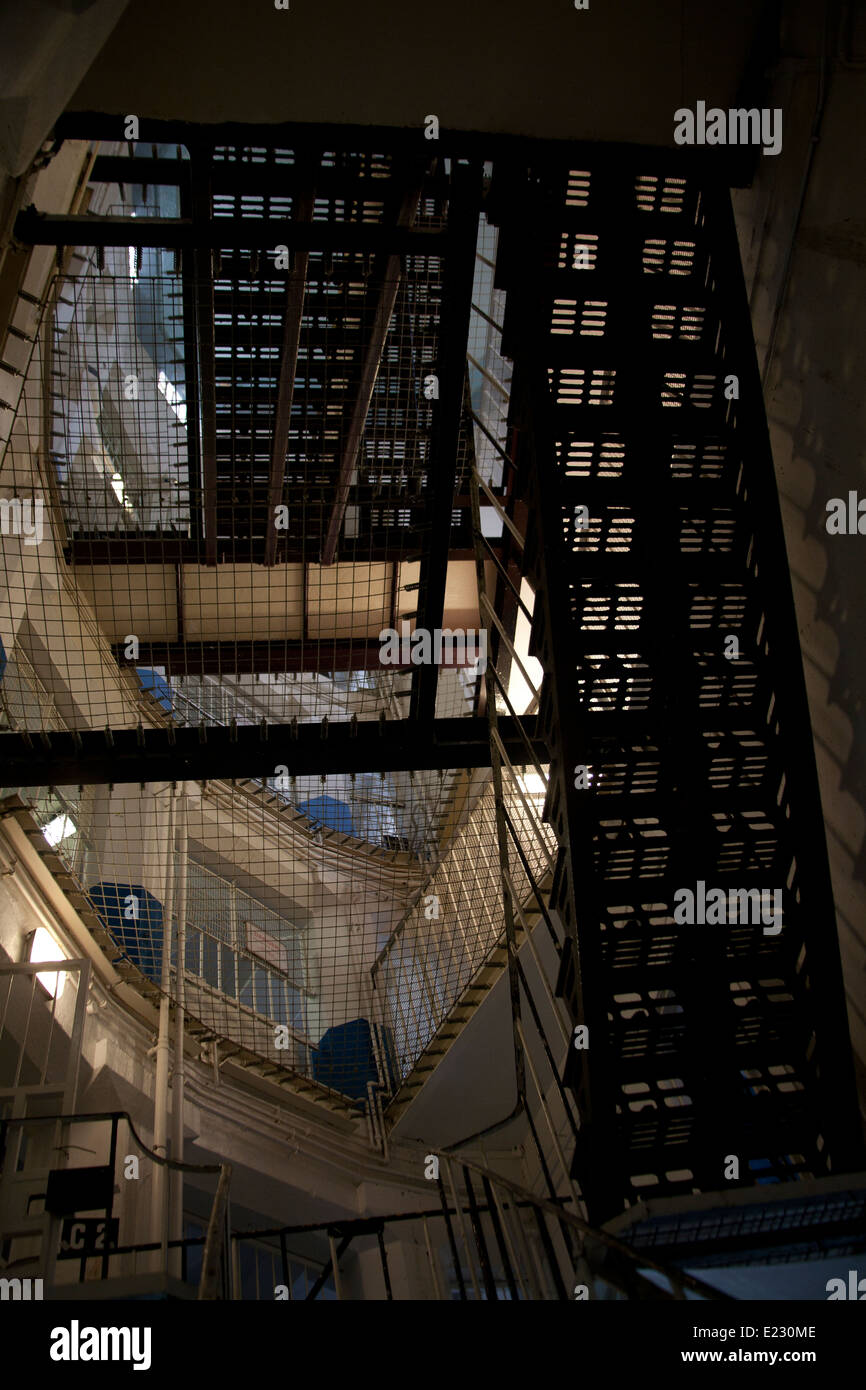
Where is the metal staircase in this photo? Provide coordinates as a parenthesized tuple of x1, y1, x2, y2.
(486, 150, 864, 1223)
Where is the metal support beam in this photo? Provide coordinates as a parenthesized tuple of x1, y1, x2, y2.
(410, 163, 481, 721)
(67, 539, 488, 565)
(436, 1172, 467, 1300)
(375, 1227, 393, 1300)
(496, 162, 622, 1220)
(305, 1233, 352, 1301)
(264, 186, 314, 565)
(53, 114, 754, 185)
(0, 715, 543, 786)
(481, 1173, 519, 1301)
(462, 1166, 497, 1301)
(197, 1163, 233, 1300)
(111, 638, 480, 675)
(13, 208, 448, 255)
(88, 155, 450, 201)
(189, 148, 218, 565)
(321, 178, 424, 565)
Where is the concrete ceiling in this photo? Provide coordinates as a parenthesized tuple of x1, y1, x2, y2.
(66, 0, 765, 147)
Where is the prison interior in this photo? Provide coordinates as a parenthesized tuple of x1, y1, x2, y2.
(0, 121, 863, 1301)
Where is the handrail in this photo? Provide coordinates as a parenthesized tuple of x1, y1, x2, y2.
(0, 1108, 224, 1175)
(480, 591, 542, 706)
(176, 966, 317, 1052)
(476, 530, 534, 622)
(470, 409, 512, 467)
(475, 470, 526, 548)
(0, 1118, 726, 1300)
(432, 1151, 732, 1303)
(467, 351, 511, 399)
(0, 1108, 232, 1298)
(198, 1162, 233, 1299)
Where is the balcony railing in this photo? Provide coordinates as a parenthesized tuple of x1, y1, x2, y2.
(170, 856, 314, 1075)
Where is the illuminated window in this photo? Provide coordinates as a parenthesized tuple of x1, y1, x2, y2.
(29, 926, 67, 999)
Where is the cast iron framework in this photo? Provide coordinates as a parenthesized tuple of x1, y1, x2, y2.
(6, 122, 862, 1229)
(486, 152, 863, 1222)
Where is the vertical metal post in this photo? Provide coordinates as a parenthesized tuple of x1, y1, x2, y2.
(532, 1207, 568, 1301)
(227, 1232, 238, 1302)
(328, 1234, 344, 1301)
(152, 788, 177, 1268)
(441, 1156, 480, 1300)
(497, 165, 618, 1218)
(171, 789, 188, 1273)
(435, 1171, 466, 1300)
(198, 1162, 232, 1300)
(462, 1165, 497, 1301)
(515, 958, 580, 1142)
(101, 1113, 118, 1279)
(374, 1085, 389, 1162)
(515, 1015, 579, 1204)
(469, 467, 529, 1128)
(410, 161, 482, 722)
(421, 1215, 445, 1300)
(523, 1216, 553, 1301)
(488, 1182, 527, 1300)
(505, 1199, 541, 1301)
(376, 1227, 393, 1301)
(481, 1174, 519, 1300)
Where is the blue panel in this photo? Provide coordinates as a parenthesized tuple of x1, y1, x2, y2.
(0, 637, 6, 683)
(296, 795, 354, 836)
(135, 667, 173, 712)
(87, 882, 164, 981)
(311, 1018, 379, 1100)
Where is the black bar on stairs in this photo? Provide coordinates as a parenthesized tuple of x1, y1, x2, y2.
(436, 1174, 467, 1300)
(462, 1166, 497, 1301)
(376, 1227, 393, 1301)
(481, 1175, 519, 1301)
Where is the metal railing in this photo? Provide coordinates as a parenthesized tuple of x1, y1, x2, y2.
(170, 857, 315, 1078)
(42, 1149, 731, 1301)
(0, 789, 324, 1084)
(0, 1110, 231, 1298)
(420, 1152, 730, 1301)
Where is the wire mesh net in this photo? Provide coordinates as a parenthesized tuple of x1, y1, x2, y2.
(0, 764, 544, 1105)
(0, 139, 486, 737)
(0, 133, 523, 1120)
(373, 763, 556, 1084)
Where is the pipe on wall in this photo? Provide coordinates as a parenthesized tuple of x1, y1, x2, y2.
(170, 789, 189, 1273)
(150, 786, 177, 1269)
